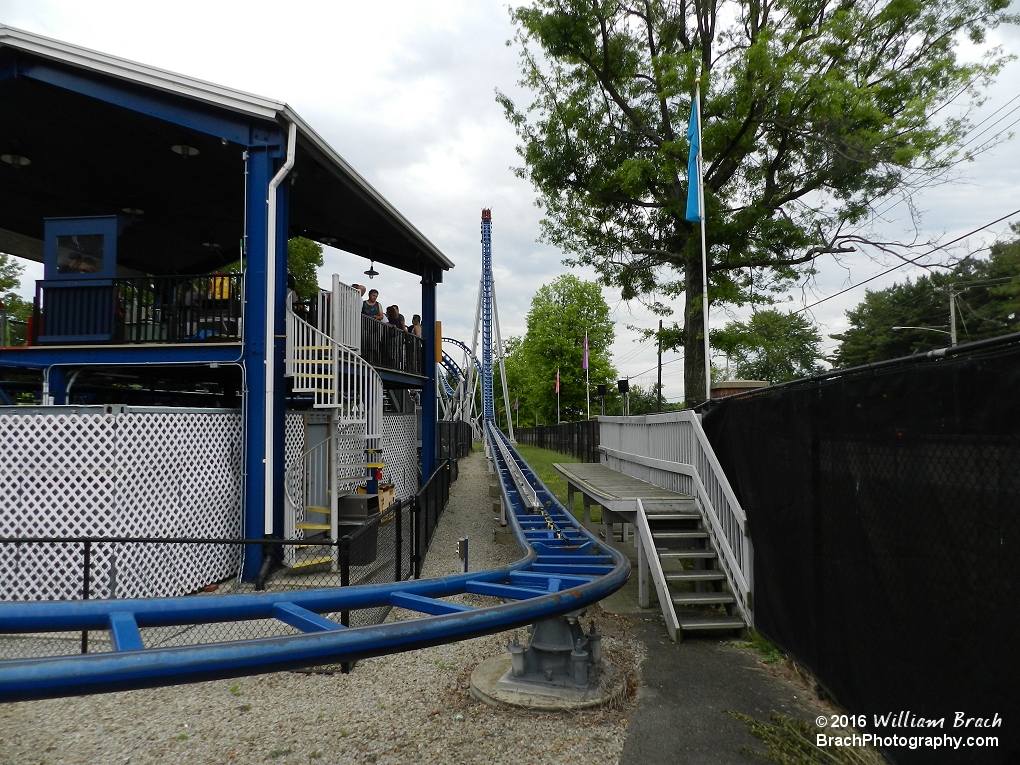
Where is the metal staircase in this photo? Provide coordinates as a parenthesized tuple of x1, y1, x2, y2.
(283, 280, 383, 563)
(635, 497, 746, 641)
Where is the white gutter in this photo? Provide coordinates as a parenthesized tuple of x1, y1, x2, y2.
(264, 121, 297, 534)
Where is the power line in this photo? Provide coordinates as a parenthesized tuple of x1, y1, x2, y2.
(796, 207, 1020, 314)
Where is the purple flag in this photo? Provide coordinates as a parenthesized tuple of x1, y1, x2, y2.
(583, 332, 589, 370)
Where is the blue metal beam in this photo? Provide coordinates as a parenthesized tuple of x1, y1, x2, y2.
(240, 146, 274, 579)
(12, 56, 271, 146)
(107, 612, 144, 652)
(420, 263, 438, 481)
(272, 603, 345, 634)
(0, 344, 244, 369)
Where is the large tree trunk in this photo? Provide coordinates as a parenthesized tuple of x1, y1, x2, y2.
(684, 254, 707, 408)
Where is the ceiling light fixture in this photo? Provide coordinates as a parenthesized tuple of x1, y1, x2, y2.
(171, 144, 200, 158)
(1, 154, 31, 168)
(122, 207, 145, 216)
(364, 261, 379, 280)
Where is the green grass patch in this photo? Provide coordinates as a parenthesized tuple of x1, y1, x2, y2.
(747, 629, 784, 664)
(513, 445, 601, 522)
(729, 711, 887, 764)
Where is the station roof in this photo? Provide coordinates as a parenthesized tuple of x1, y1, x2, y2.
(0, 25, 453, 279)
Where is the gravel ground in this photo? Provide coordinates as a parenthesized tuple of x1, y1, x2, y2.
(0, 450, 643, 765)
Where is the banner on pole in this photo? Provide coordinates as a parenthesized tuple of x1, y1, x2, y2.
(686, 96, 702, 223)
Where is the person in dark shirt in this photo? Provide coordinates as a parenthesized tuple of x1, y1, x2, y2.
(362, 289, 384, 321)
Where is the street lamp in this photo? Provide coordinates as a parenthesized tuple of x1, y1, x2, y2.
(891, 326, 954, 346)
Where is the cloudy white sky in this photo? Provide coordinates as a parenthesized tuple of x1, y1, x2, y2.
(4, 1, 1020, 402)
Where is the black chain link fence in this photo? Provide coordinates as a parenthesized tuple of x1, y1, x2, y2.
(515, 420, 600, 462)
(702, 338, 1020, 765)
(0, 459, 458, 666)
(438, 420, 473, 463)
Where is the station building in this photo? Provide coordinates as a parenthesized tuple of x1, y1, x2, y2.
(0, 25, 450, 594)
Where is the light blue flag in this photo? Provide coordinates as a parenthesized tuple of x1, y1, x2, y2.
(685, 96, 701, 223)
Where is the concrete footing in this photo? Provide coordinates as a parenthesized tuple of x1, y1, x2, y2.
(470, 654, 625, 711)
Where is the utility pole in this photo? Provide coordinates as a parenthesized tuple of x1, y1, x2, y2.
(656, 319, 663, 413)
(949, 285, 958, 347)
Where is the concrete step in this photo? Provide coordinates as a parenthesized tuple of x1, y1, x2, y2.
(671, 590, 736, 606)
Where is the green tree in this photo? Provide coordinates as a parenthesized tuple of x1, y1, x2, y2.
(222, 237, 323, 297)
(832, 235, 1020, 366)
(0, 252, 31, 345)
(286, 237, 324, 298)
(712, 309, 825, 383)
(499, 0, 1014, 407)
(515, 275, 616, 422)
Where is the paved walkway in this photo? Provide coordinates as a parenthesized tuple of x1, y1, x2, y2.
(583, 521, 828, 763)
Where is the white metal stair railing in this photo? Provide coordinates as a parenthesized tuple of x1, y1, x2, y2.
(283, 299, 384, 567)
(282, 434, 334, 568)
(634, 498, 681, 641)
(599, 411, 753, 628)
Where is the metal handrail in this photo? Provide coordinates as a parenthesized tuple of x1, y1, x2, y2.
(599, 411, 753, 625)
(633, 499, 680, 641)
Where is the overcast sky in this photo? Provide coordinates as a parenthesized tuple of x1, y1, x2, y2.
(4, 1, 1020, 401)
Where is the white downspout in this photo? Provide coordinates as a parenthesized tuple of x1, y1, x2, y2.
(264, 121, 298, 534)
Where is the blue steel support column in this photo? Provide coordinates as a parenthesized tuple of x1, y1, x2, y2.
(420, 263, 438, 482)
(240, 145, 273, 580)
(46, 366, 66, 405)
(270, 168, 290, 541)
(480, 210, 494, 425)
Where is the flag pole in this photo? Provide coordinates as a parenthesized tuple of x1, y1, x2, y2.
(556, 367, 561, 424)
(696, 77, 711, 404)
(584, 330, 590, 420)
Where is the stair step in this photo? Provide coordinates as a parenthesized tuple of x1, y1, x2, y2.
(646, 512, 702, 522)
(652, 531, 708, 541)
(296, 522, 331, 531)
(671, 591, 735, 606)
(659, 549, 718, 560)
(292, 556, 333, 568)
(305, 506, 330, 515)
(664, 570, 727, 582)
(678, 615, 746, 632)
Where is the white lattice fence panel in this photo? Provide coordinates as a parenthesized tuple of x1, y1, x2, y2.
(283, 413, 306, 538)
(0, 411, 243, 601)
(334, 420, 367, 494)
(383, 413, 419, 501)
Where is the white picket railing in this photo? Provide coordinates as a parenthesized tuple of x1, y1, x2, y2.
(599, 412, 753, 626)
(330, 275, 362, 352)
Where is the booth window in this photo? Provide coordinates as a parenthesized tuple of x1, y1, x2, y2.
(56, 234, 105, 275)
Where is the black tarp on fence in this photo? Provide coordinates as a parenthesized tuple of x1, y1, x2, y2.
(702, 339, 1020, 765)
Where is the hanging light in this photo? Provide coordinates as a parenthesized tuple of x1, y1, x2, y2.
(121, 207, 145, 216)
(1, 154, 31, 168)
(171, 144, 200, 158)
(364, 261, 379, 280)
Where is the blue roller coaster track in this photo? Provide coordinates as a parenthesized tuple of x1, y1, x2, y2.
(0, 209, 629, 702)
